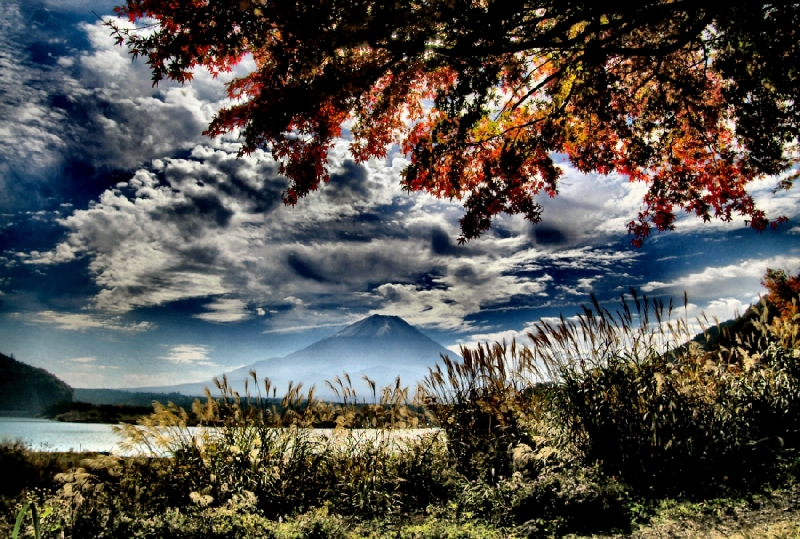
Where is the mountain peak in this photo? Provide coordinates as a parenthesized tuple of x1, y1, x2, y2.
(125, 313, 457, 398)
(332, 314, 417, 338)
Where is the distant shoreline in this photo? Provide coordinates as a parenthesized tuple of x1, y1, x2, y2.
(0, 410, 141, 424)
(0, 410, 39, 417)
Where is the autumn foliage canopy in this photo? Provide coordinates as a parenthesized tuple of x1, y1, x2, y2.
(111, 1, 799, 244)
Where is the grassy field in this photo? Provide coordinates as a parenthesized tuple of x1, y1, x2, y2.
(3, 287, 800, 538)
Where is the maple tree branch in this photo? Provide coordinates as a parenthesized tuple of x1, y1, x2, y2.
(110, 0, 797, 245)
(429, 2, 727, 63)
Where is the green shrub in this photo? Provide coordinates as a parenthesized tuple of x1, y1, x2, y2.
(504, 465, 631, 536)
(293, 506, 348, 539)
(393, 520, 511, 539)
(392, 431, 457, 512)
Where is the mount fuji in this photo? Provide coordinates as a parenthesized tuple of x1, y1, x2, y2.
(132, 315, 458, 399)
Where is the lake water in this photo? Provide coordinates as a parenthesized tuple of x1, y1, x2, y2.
(0, 417, 439, 454)
(0, 417, 126, 453)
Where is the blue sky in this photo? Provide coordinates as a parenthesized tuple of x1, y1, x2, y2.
(1, 0, 799, 389)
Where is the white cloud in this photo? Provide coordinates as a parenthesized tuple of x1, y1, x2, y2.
(683, 298, 751, 327)
(536, 162, 800, 241)
(193, 298, 251, 323)
(28, 311, 154, 332)
(26, 241, 81, 265)
(0, 11, 249, 211)
(160, 345, 217, 366)
(662, 175, 800, 234)
(535, 169, 650, 241)
(641, 255, 800, 294)
(0, 3, 71, 200)
(71, 356, 97, 363)
(24, 139, 648, 334)
(558, 276, 599, 295)
(64, 18, 243, 170)
(368, 271, 552, 331)
(262, 322, 351, 334)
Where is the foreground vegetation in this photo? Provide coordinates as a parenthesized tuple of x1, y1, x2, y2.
(3, 276, 800, 538)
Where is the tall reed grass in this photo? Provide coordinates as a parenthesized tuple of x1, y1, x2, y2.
(534, 292, 800, 495)
(107, 372, 452, 521)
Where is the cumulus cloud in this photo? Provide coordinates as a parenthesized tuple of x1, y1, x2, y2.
(682, 298, 752, 327)
(557, 277, 597, 296)
(20, 140, 595, 331)
(368, 271, 551, 331)
(0, 2, 72, 207)
(534, 168, 650, 242)
(74, 16, 244, 158)
(669, 175, 800, 234)
(67, 18, 231, 170)
(535, 162, 800, 242)
(26, 242, 80, 265)
(0, 6, 250, 211)
(21, 133, 654, 335)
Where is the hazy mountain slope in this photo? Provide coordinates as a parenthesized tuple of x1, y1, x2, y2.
(0, 353, 73, 414)
(127, 315, 457, 399)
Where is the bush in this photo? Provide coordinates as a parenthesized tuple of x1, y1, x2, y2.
(505, 465, 631, 536)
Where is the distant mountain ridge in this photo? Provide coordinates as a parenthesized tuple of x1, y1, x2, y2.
(0, 353, 73, 414)
(129, 315, 457, 399)
(74, 388, 198, 409)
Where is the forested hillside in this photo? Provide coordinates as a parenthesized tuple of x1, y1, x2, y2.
(0, 353, 73, 414)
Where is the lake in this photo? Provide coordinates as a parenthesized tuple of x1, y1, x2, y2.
(0, 417, 126, 453)
(0, 417, 439, 454)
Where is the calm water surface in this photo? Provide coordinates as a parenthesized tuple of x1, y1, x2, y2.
(0, 417, 439, 454)
(0, 417, 125, 453)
